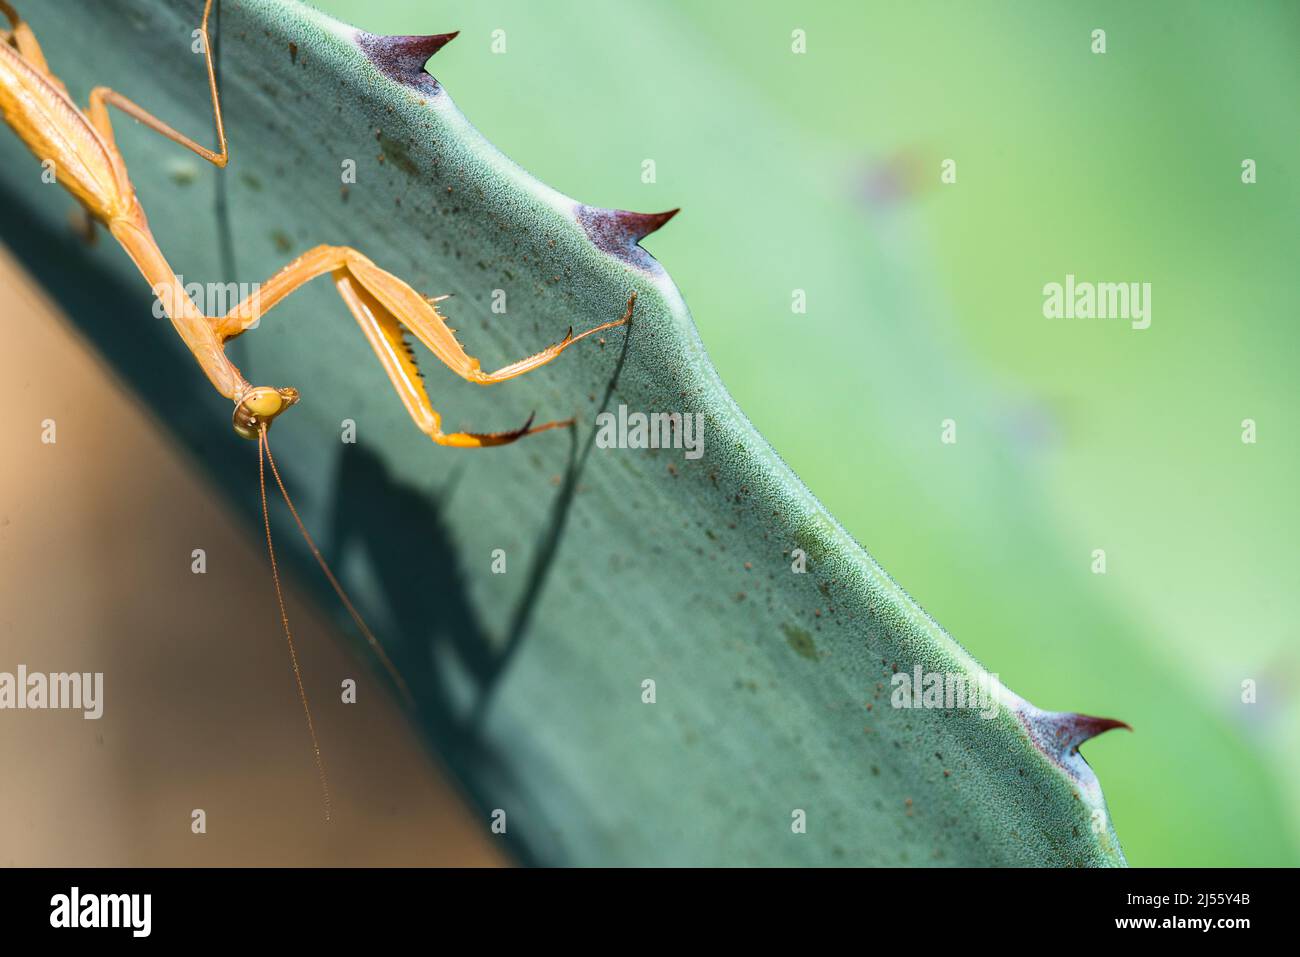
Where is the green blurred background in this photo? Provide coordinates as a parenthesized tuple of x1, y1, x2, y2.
(306, 0, 1299, 866)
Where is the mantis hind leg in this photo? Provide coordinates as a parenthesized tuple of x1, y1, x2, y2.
(86, 0, 227, 167)
(0, 0, 63, 86)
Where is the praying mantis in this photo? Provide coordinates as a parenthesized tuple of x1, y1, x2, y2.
(0, 0, 633, 820)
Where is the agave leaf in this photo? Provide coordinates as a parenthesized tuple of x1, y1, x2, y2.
(0, 0, 1127, 864)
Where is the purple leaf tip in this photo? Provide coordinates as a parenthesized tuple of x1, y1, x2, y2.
(356, 31, 459, 93)
(1046, 713, 1131, 752)
(576, 206, 679, 271)
(1019, 709, 1131, 781)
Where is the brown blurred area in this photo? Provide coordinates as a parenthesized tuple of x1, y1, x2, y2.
(0, 244, 503, 866)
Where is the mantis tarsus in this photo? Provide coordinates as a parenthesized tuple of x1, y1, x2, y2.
(0, 0, 633, 820)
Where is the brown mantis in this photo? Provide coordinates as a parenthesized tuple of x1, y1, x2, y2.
(0, 0, 633, 820)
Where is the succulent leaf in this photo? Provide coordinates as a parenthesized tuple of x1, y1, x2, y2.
(0, 0, 1129, 866)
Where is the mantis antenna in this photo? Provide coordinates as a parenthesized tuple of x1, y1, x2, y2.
(260, 432, 414, 710)
(258, 425, 331, 823)
(257, 424, 419, 822)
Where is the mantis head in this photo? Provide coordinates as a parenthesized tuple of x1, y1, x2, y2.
(233, 386, 300, 440)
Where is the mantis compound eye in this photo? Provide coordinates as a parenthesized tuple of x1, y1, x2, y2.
(233, 386, 300, 440)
